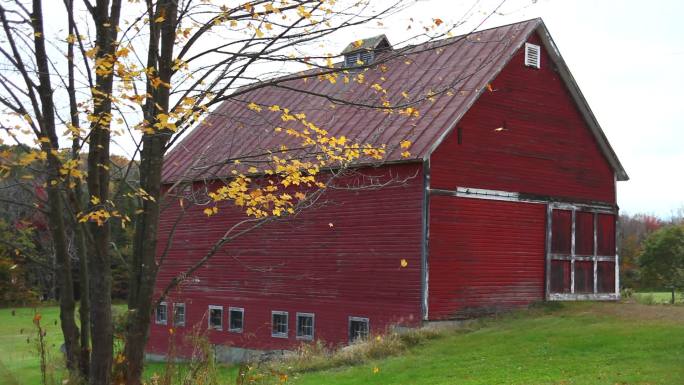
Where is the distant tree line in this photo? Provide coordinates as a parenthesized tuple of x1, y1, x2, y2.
(619, 209, 684, 302)
(0, 144, 136, 305)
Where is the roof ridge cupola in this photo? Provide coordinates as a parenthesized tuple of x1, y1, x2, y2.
(341, 34, 391, 67)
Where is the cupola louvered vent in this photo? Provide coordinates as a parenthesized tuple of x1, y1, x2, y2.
(524, 42, 541, 69)
(344, 51, 374, 67)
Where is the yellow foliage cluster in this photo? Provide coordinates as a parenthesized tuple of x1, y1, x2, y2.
(203, 102, 412, 218)
(78, 197, 130, 227)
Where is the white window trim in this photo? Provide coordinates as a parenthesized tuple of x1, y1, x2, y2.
(155, 302, 168, 325)
(173, 303, 186, 327)
(296, 312, 315, 340)
(228, 307, 244, 333)
(271, 311, 288, 338)
(348, 316, 369, 343)
(208, 305, 223, 331)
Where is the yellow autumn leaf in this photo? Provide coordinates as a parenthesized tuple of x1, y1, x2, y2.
(400, 259, 408, 268)
(400, 140, 411, 149)
(203, 207, 218, 216)
(247, 102, 262, 112)
(90, 196, 101, 205)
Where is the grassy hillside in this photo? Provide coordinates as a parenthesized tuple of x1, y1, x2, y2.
(1, 301, 683, 385)
(294, 302, 684, 385)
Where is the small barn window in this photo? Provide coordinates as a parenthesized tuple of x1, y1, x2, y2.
(155, 302, 168, 325)
(524, 43, 541, 69)
(208, 305, 223, 330)
(296, 313, 315, 340)
(271, 311, 288, 338)
(229, 307, 244, 333)
(348, 317, 369, 343)
(173, 303, 185, 327)
(548, 207, 617, 299)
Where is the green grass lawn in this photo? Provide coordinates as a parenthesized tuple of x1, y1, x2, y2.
(633, 291, 683, 304)
(2, 301, 683, 385)
(0, 306, 65, 385)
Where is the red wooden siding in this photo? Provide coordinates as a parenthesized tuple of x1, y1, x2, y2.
(430, 32, 616, 204)
(427, 196, 546, 319)
(551, 209, 572, 254)
(575, 211, 594, 256)
(597, 262, 616, 293)
(550, 260, 571, 293)
(148, 163, 424, 354)
(574, 261, 593, 293)
(597, 214, 616, 256)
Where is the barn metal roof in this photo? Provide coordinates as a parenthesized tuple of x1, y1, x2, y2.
(162, 18, 628, 183)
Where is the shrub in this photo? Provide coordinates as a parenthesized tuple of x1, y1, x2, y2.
(621, 287, 635, 299)
(266, 325, 445, 376)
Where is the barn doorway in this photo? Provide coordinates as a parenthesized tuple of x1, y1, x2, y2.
(546, 204, 619, 300)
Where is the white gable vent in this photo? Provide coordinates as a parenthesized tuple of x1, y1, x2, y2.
(524, 42, 541, 69)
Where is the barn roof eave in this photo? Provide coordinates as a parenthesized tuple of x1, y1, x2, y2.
(161, 158, 425, 185)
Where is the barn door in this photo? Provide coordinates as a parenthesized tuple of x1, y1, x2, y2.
(545, 204, 619, 300)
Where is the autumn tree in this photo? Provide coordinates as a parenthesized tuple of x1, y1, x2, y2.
(618, 213, 662, 288)
(0, 218, 42, 304)
(639, 225, 684, 304)
(0, 1, 510, 384)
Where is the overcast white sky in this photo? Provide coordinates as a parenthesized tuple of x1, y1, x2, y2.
(15, 0, 684, 217)
(364, 0, 683, 217)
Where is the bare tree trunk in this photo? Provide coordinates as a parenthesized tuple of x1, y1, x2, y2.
(86, 1, 122, 383)
(45, 170, 81, 373)
(65, 0, 90, 376)
(671, 287, 676, 305)
(124, 137, 166, 385)
(27, 0, 81, 374)
(76, 224, 91, 377)
(124, 2, 177, 383)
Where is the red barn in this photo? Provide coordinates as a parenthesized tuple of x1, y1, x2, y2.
(148, 18, 628, 360)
